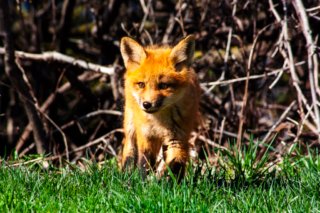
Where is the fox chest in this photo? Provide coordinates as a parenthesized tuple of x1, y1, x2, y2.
(138, 120, 170, 140)
(136, 113, 186, 142)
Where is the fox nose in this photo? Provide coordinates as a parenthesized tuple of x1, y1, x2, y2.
(142, 101, 152, 109)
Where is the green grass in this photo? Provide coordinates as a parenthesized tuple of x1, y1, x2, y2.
(1, 145, 320, 212)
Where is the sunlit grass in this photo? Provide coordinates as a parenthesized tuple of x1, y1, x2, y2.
(0, 141, 320, 212)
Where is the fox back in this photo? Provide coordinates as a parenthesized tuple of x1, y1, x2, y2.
(120, 35, 200, 180)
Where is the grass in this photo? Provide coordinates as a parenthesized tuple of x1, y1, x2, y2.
(1, 142, 320, 212)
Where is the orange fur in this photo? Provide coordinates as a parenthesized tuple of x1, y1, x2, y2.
(120, 35, 200, 179)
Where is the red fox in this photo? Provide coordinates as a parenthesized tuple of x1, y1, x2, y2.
(119, 35, 200, 179)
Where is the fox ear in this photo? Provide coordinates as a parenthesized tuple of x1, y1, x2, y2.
(170, 35, 195, 69)
(120, 37, 146, 68)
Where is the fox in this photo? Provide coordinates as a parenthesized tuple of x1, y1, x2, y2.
(119, 35, 200, 180)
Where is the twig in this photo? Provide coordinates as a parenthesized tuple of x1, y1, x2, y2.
(218, 117, 226, 145)
(0, 47, 115, 75)
(139, 0, 148, 14)
(261, 100, 296, 144)
(15, 59, 40, 111)
(64, 67, 99, 108)
(212, 129, 239, 139)
(8, 128, 123, 167)
(39, 109, 70, 161)
(139, 0, 152, 33)
(292, 0, 320, 142)
(280, 1, 318, 136)
(205, 1, 237, 94)
(110, 58, 121, 101)
(202, 61, 305, 87)
(256, 100, 296, 161)
(236, 67, 249, 149)
(205, 27, 231, 94)
(271, 1, 317, 131)
(306, 5, 320, 12)
(19, 143, 35, 158)
(162, 14, 176, 44)
(267, 1, 287, 90)
(293, 103, 314, 143)
(12, 67, 70, 159)
(175, 0, 187, 37)
(192, 133, 228, 151)
(281, 2, 300, 82)
(268, 63, 284, 89)
(281, 1, 303, 97)
(49, 128, 123, 161)
(269, 0, 281, 22)
(237, 23, 272, 148)
(60, 109, 122, 130)
(247, 24, 273, 71)
(15, 72, 100, 152)
(0, 1, 48, 154)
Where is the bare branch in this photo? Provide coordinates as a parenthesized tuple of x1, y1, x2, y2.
(201, 61, 305, 88)
(15, 72, 100, 153)
(237, 23, 272, 148)
(7, 128, 123, 167)
(0, 0, 48, 154)
(261, 101, 296, 144)
(292, 0, 320, 142)
(0, 48, 115, 75)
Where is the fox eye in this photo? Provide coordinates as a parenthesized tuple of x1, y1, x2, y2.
(136, 82, 145, 88)
(158, 83, 169, 90)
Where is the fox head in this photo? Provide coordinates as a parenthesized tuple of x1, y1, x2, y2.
(120, 35, 195, 113)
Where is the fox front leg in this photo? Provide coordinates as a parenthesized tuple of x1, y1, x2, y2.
(137, 138, 161, 179)
(159, 140, 189, 181)
(137, 149, 157, 179)
(120, 136, 137, 171)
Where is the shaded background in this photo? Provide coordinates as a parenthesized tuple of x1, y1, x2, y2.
(0, 0, 319, 164)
